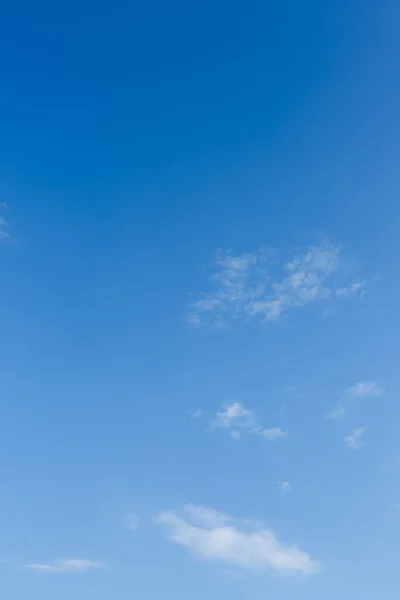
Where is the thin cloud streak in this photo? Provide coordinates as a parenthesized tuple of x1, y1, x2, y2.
(25, 559, 103, 574)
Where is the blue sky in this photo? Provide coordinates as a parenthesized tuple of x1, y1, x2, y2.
(1, 0, 400, 598)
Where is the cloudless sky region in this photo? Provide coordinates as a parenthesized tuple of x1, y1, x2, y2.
(1, 1, 400, 599)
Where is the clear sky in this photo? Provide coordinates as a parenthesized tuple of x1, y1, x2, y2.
(1, 1, 400, 598)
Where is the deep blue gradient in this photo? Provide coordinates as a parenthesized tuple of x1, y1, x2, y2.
(1, 1, 400, 598)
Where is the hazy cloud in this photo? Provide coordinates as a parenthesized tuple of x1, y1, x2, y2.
(0, 217, 9, 239)
(260, 427, 287, 442)
(345, 381, 384, 398)
(278, 481, 292, 496)
(326, 381, 384, 419)
(127, 513, 140, 531)
(184, 505, 230, 529)
(336, 281, 366, 297)
(189, 409, 203, 420)
(345, 427, 367, 450)
(325, 403, 347, 420)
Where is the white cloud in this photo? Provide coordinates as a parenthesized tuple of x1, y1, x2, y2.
(156, 506, 320, 576)
(345, 426, 367, 450)
(187, 242, 365, 328)
(213, 402, 256, 430)
(278, 481, 292, 496)
(25, 559, 103, 574)
(345, 381, 384, 397)
(212, 402, 287, 443)
(127, 513, 140, 531)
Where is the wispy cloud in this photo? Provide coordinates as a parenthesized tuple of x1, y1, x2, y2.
(25, 559, 103, 574)
(212, 402, 287, 443)
(184, 505, 230, 528)
(189, 409, 203, 420)
(278, 481, 292, 496)
(345, 381, 384, 398)
(326, 381, 384, 420)
(335, 281, 366, 297)
(325, 403, 347, 420)
(187, 242, 365, 328)
(381, 456, 400, 474)
(127, 513, 140, 531)
(261, 427, 287, 442)
(0, 216, 9, 239)
(156, 506, 320, 576)
(345, 427, 367, 450)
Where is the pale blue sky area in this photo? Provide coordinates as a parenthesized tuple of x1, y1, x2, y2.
(1, 1, 400, 599)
